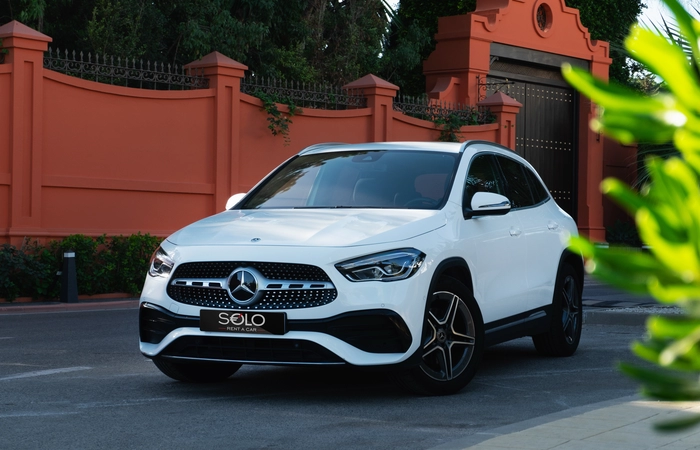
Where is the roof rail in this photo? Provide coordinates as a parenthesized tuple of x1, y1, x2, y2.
(459, 141, 473, 153)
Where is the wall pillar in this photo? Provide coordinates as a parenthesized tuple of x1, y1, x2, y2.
(477, 92, 522, 150)
(423, 15, 492, 106)
(0, 21, 51, 246)
(576, 60, 608, 241)
(186, 52, 247, 209)
(343, 74, 399, 142)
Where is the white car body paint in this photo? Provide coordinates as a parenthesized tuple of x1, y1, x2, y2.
(140, 141, 578, 369)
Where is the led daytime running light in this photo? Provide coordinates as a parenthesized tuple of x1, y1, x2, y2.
(336, 249, 425, 282)
(148, 246, 174, 278)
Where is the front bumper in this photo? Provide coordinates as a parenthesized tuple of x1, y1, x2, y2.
(140, 302, 413, 365)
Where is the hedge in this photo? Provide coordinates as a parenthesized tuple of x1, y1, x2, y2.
(0, 233, 161, 301)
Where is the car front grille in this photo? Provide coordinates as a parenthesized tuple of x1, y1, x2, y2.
(171, 261, 331, 280)
(167, 261, 338, 310)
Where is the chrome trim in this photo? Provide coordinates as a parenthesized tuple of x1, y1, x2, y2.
(478, 200, 511, 209)
(170, 278, 335, 291)
(170, 278, 228, 289)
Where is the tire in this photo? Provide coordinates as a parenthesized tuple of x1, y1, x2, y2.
(532, 264, 582, 357)
(152, 357, 242, 383)
(396, 276, 484, 395)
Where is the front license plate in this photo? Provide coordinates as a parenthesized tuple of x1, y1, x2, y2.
(200, 310, 286, 335)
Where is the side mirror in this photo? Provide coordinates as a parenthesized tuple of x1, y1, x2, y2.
(225, 193, 246, 211)
(464, 192, 511, 219)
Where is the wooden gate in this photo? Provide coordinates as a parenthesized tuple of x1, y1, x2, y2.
(485, 67, 577, 219)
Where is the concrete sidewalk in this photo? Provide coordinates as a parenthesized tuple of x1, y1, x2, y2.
(435, 396, 700, 449)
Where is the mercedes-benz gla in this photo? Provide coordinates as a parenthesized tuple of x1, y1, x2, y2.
(139, 141, 583, 395)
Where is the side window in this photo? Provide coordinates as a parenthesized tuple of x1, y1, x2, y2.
(463, 154, 503, 208)
(524, 166, 550, 204)
(496, 156, 535, 209)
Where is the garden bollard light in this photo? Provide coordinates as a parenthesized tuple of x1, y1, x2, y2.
(60, 250, 78, 303)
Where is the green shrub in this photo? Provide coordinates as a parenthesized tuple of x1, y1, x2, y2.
(0, 241, 55, 301)
(605, 220, 642, 247)
(0, 233, 161, 301)
(106, 233, 161, 294)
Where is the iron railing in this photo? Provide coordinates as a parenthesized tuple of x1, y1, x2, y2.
(393, 94, 495, 125)
(476, 75, 515, 101)
(43, 47, 209, 90)
(241, 76, 366, 110)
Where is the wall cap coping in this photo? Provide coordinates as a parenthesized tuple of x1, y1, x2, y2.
(185, 51, 248, 70)
(0, 20, 51, 42)
(343, 74, 399, 91)
(477, 91, 522, 108)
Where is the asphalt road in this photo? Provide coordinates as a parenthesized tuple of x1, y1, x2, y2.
(0, 305, 646, 450)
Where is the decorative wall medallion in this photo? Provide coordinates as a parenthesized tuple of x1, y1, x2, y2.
(534, 2, 553, 37)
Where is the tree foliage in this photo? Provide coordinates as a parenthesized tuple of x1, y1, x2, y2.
(0, 0, 644, 91)
(382, 0, 476, 95)
(565, 0, 645, 85)
(0, 0, 392, 85)
(564, 0, 700, 430)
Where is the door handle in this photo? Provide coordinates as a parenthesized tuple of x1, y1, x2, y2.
(510, 227, 522, 237)
(547, 221, 559, 231)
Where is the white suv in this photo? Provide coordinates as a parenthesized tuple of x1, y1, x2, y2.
(140, 141, 583, 395)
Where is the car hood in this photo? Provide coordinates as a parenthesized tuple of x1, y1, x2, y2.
(167, 208, 446, 247)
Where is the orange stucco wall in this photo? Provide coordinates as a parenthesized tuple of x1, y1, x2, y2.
(0, 21, 513, 245)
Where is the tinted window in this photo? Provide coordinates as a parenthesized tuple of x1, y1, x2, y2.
(241, 150, 459, 209)
(524, 166, 550, 204)
(463, 154, 504, 207)
(496, 156, 535, 209)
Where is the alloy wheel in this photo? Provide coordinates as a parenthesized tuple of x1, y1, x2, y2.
(561, 274, 580, 345)
(420, 291, 477, 381)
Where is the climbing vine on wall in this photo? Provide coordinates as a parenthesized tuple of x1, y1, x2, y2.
(252, 90, 302, 146)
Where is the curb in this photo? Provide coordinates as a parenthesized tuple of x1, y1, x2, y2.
(584, 309, 650, 326)
(583, 306, 684, 326)
(0, 299, 139, 314)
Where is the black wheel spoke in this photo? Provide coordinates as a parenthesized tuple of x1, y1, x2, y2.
(450, 332, 476, 347)
(437, 347, 452, 380)
(423, 314, 439, 350)
(560, 277, 578, 331)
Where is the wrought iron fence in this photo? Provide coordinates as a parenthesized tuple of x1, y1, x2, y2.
(43, 47, 209, 90)
(393, 94, 495, 125)
(476, 75, 515, 101)
(241, 76, 366, 110)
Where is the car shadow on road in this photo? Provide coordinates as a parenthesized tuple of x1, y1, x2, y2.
(140, 339, 556, 402)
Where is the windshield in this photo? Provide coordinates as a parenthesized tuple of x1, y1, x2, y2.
(240, 150, 459, 210)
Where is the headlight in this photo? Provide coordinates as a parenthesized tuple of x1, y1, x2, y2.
(148, 246, 175, 278)
(336, 248, 425, 282)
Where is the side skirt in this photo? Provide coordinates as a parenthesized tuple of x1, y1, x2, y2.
(484, 306, 552, 347)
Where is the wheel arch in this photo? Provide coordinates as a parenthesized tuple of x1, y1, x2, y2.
(429, 257, 474, 294)
(558, 249, 584, 294)
(397, 257, 480, 369)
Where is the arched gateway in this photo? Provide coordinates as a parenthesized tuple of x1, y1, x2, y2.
(424, 0, 618, 240)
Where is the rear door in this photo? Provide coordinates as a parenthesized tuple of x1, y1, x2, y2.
(495, 154, 563, 310)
